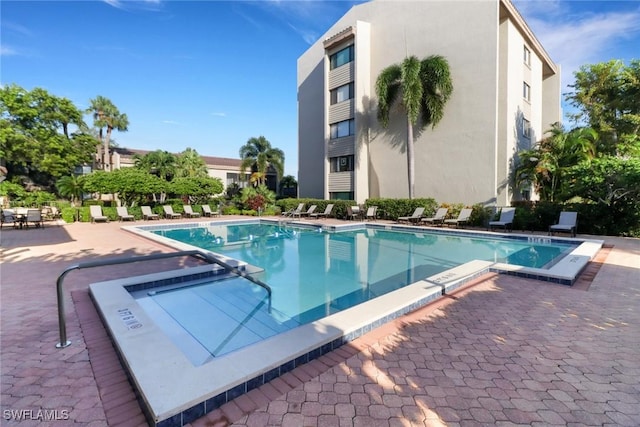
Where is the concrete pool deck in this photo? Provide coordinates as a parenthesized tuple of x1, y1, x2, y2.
(1, 216, 639, 426)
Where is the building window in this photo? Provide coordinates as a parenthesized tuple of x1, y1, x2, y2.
(523, 46, 531, 66)
(330, 191, 354, 200)
(330, 82, 354, 105)
(330, 155, 354, 172)
(329, 45, 354, 70)
(330, 119, 355, 139)
(522, 118, 531, 138)
(226, 173, 248, 188)
(523, 82, 531, 101)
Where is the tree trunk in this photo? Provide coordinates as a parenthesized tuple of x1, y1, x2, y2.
(104, 127, 112, 171)
(407, 115, 415, 199)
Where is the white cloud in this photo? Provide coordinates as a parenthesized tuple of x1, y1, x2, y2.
(518, 5, 640, 90)
(211, 112, 227, 117)
(0, 46, 17, 56)
(162, 120, 180, 125)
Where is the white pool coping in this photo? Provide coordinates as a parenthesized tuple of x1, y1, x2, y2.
(91, 220, 603, 425)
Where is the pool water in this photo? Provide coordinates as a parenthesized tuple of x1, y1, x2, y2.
(142, 223, 577, 359)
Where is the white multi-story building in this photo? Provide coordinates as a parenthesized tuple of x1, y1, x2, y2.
(297, 0, 561, 206)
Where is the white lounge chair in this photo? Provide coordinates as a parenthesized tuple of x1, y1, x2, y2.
(201, 204, 220, 217)
(365, 206, 378, 221)
(295, 205, 317, 218)
(398, 207, 425, 224)
(282, 203, 304, 217)
(141, 206, 160, 220)
(310, 204, 334, 219)
(89, 205, 109, 223)
(421, 207, 448, 226)
(488, 207, 515, 231)
(162, 205, 182, 219)
(116, 207, 135, 221)
(444, 208, 473, 228)
(183, 205, 201, 218)
(549, 211, 578, 237)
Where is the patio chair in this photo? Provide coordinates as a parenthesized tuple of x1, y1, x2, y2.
(365, 206, 378, 221)
(25, 209, 44, 228)
(201, 204, 220, 217)
(89, 205, 109, 223)
(421, 207, 448, 226)
(310, 204, 334, 219)
(49, 206, 62, 220)
(549, 211, 578, 237)
(1, 209, 18, 229)
(397, 207, 425, 224)
(141, 206, 160, 220)
(162, 205, 182, 219)
(183, 205, 201, 218)
(116, 206, 135, 222)
(444, 208, 473, 228)
(346, 205, 361, 220)
(282, 203, 305, 217)
(295, 204, 317, 218)
(488, 207, 515, 231)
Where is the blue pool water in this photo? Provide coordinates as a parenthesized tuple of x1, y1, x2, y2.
(140, 223, 577, 359)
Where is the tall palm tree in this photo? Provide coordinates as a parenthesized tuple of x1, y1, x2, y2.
(239, 136, 284, 187)
(87, 96, 129, 171)
(375, 55, 453, 199)
(133, 150, 177, 181)
(176, 148, 208, 178)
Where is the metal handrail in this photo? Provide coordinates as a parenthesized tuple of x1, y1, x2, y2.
(56, 250, 272, 348)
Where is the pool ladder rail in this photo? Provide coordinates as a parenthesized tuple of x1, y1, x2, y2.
(55, 250, 272, 349)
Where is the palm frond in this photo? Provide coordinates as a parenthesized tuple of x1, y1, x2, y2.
(375, 64, 402, 128)
(419, 55, 453, 128)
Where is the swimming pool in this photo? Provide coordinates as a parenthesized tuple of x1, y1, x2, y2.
(91, 219, 603, 426)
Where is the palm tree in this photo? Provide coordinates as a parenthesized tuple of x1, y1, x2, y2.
(87, 96, 129, 171)
(239, 136, 284, 187)
(56, 175, 84, 206)
(133, 150, 177, 181)
(514, 123, 598, 202)
(375, 55, 453, 199)
(176, 148, 208, 178)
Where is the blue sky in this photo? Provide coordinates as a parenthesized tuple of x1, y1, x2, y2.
(2, 1, 639, 178)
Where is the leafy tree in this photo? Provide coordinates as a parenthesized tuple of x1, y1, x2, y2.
(239, 136, 284, 186)
(278, 175, 297, 192)
(133, 150, 177, 181)
(566, 60, 640, 156)
(240, 184, 276, 212)
(171, 176, 224, 203)
(514, 123, 598, 202)
(87, 96, 129, 171)
(0, 84, 96, 185)
(375, 55, 453, 199)
(176, 147, 208, 178)
(56, 175, 85, 206)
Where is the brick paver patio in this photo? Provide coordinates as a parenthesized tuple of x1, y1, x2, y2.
(1, 218, 638, 426)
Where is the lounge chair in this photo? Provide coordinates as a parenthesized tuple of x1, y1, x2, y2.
(282, 203, 305, 217)
(549, 211, 578, 237)
(162, 205, 182, 219)
(116, 206, 135, 221)
(444, 208, 473, 228)
(421, 207, 448, 226)
(141, 206, 160, 220)
(25, 209, 44, 228)
(89, 205, 109, 223)
(398, 207, 425, 224)
(365, 206, 378, 221)
(488, 207, 515, 231)
(295, 205, 317, 218)
(201, 204, 220, 217)
(183, 205, 201, 218)
(346, 206, 361, 220)
(310, 204, 334, 219)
